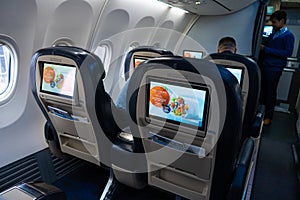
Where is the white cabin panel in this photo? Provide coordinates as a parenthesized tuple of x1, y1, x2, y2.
(0, 0, 105, 167)
(90, 0, 196, 96)
(0, 0, 47, 167)
(186, 1, 259, 56)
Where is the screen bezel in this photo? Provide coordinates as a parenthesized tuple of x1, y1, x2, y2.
(133, 55, 153, 68)
(145, 76, 210, 137)
(183, 50, 204, 59)
(224, 66, 245, 86)
(39, 61, 77, 100)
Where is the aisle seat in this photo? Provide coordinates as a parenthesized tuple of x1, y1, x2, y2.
(113, 56, 245, 200)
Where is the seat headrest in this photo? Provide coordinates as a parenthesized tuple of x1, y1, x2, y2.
(124, 46, 173, 80)
(205, 53, 261, 140)
(31, 46, 106, 79)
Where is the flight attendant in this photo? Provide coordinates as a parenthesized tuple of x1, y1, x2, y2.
(259, 10, 294, 125)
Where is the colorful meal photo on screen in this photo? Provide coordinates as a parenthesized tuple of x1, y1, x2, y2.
(133, 57, 148, 68)
(183, 50, 203, 59)
(41, 63, 76, 98)
(148, 81, 207, 128)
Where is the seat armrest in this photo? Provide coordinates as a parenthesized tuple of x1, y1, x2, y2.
(251, 105, 265, 138)
(227, 138, 255, 200)
(1, 181, 66, 200)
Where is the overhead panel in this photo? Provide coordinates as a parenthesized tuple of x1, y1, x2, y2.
(157, 0, 258, 15)
(219, 0, 257, 12)
(158, 0, 228, 15)
(281, 0, 300, 8)
(281, 0, 300, 2)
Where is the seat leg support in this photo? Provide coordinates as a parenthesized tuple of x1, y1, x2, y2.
(100, 169, 119, 200)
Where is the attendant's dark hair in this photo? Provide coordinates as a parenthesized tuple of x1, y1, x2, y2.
(270, 10, 287, 24)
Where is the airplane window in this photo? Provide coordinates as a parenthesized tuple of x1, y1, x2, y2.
(94, 44, 111, 74)
(53, 42, 72, 46)
(52, 38, 74, 47)
(0, 40, 18, 104)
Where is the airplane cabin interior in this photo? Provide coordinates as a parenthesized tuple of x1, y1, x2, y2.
(0, 0, 300, 200)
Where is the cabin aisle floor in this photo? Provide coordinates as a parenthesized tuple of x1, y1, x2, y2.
(113, 185, 175, 200)
(54, 111, 300, 200)
(53, 162, 110, 200)
(53, 160, 176, 200)
(54, 161, 176, 200)
(251, 111, 300, 200)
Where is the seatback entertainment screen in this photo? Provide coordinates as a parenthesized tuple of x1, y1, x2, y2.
(133, 56, 152, 68)
(40, 62, 76, 99)
(225, 67, 244, 85)
(263, 25, 273, 38)
(183, 50, 203, 59)
(146, 78, 209, 131)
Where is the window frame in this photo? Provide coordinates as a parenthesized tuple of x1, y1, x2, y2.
(93, 41, 112, 74)
(52, 37, 74, 47)
(0, 35, 18, 105)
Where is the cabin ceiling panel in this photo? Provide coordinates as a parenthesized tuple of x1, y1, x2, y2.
(218, 0, 258, 12)
(281, 1, 300, 8)
(186, 1, 259, 55)
(158, 0, 258, 15)
(159, 0, 228, 15)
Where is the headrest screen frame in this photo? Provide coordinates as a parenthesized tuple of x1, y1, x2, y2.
(39, 61, 77, 100)
(145, 76, 210, 138)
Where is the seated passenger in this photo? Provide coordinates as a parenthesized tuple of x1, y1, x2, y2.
(217, 36, 237, 54)
(207, 37, 263, 141)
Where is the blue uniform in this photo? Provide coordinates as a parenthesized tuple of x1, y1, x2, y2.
(262, 27, 294, 71)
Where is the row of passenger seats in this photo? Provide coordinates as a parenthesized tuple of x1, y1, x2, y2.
(1, 45, 263, 200)
(108, 47, 264, 200)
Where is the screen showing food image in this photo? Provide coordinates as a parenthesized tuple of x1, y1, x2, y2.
(148, 80, 208, 129)
(133, 56, 149, 68)
(225, 67, 243, 85)
(183, 50, 203, 59)
(40, 63, 76, 98)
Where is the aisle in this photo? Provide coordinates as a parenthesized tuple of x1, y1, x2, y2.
(251, 112, 300, 200)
